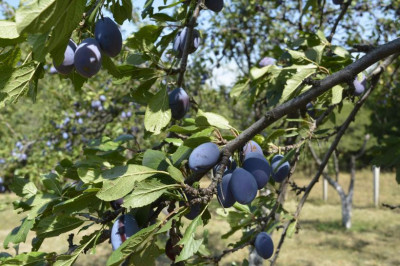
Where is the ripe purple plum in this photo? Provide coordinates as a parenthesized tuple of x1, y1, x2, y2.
(53, 39, 77, 75)
(243, 152, 272, 189)
(259, 57, 276, 67)
(169, 88, 190, 120)
(306, 102, 315, 118)
(255, 232, 274, 259)
(188, 142, 220, 173)
(243, 140, 264, 156)
(173, 27, 200, 58)
(95, 17, 122, 57)
(353, 74, 366, 96)
(229, 168, 258, 204)
(74, 38, 102, 78)
(205, 0, 224, 12)
(333, 0, 344, 5)
(271, 155, 290, 183)
(217, 171, 236, 208)
(110, 198, 124, 210)
(110, 214, 140, 250)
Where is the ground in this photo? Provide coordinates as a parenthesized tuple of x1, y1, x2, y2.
(0, 169, 399, 265)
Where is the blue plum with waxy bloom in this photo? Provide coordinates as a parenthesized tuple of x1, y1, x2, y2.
(217, 171, 236, 208)
(229, 168, 258, 204)
(95, 17, 122, 57)
(271, 155, 290, 183)
(111, 214, 140, 250)
(74, 38, 102, 78)
(188, 142, 220, 173)
(243, 152, 272, 189)
(255, 232, 274, 259)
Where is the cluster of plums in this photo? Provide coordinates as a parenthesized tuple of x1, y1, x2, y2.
(186, 141, 290, 208)
(53, 17, 122, 78)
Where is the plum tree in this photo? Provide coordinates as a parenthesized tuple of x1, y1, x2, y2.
(110, 214, 140, 250)
(271, 155, 290, 183)
(333, 0, 344, 5)
(353, 74, 366, 96)
(259, 57, 276, 67)
(243, 140, 264, 156)
(53, 39, 77, 75)
(204, 0, 224, 13)
(217, 171, 236, 208)
(188, 142, 220, 172)
(254, 232, 274, 259)
(229, 168, 258, 204)
(173, 27, 200, 58)
(169, 87, 190, 119)
(74, 38, 102, 78)
(243, 152, 272, 189)
(94, 17, 122, 57)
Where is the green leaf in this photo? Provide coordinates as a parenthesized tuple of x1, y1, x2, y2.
(0, 47, 21, 67)
(167, 165, 185, 183)
(195, 110, 232, 130)
(0, 21, 24, 46)
(144, 87, 171, 135)
(331, 85, 343, 105)
(54, 233, 97, 266)
(110, 0, 133, 25)
(35, 215, 84, 238)
(142, 150, 167, 170)
(96, 165, 167, 201)
(170, 145, 192, 167)
(27, 33, 49, 62)
(130, 241, 163, 266)
(53, 191, 100, 214)
(0, 61, 40, 107)
(230, 78, 250, 97)
(287, 220, 297, 238)
(107, 222, 161, 266)
(4, 218, 35, 248)
(281, 65, 317, 102)
(123, 180, 179, 208)
(42, 173, 62, 195)
(77, 167, 102, 184)
(15, 0, 57, 34)
(0, 252, 48, 266)
(175, 215, 204, 262)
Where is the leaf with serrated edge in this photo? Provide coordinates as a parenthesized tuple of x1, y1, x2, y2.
(107, 222, 161, 266)
(123, 180, 179, 208)
(175, 215, 204, 262)
(96, 165, 168, 201)
(144, 87, 171, 134)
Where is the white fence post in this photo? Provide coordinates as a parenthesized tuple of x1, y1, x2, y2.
(373, 165, 380, 207)
(323, 177, 328, 202)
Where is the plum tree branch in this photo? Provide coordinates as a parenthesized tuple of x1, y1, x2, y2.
(269, 53, 397, 265)
(176, 2, 201, 87)
(327, 0, 353, 43)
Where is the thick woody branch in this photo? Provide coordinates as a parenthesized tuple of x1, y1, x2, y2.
(270, 53, 397, 265)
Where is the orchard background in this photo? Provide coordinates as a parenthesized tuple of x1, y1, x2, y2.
(0, 0, 400, 265)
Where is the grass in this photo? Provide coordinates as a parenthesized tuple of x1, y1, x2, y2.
(0, 169, 399, 265)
